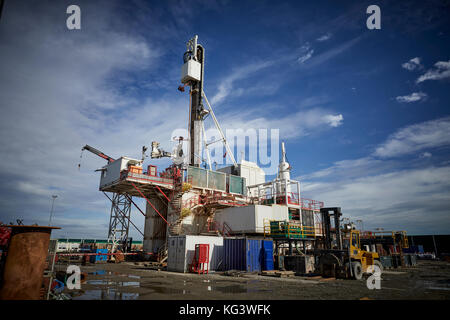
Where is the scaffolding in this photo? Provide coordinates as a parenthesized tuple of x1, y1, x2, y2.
(106, 193, 131, 252)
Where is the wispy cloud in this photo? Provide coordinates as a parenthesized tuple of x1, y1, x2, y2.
(395, 92, 427, 103)
(373, 116, 450, 158)
(316, 33, 332, 42)
(210, 60, 275, 105)
(300, 36, 362, 70)
(302, 165, 450, 234)
(301, 116, 450, 234)
(212, 106, 343, 141)
(401, 57, 423, 71)
(297, 49, 314, 64)
(416, 59, 450, 83)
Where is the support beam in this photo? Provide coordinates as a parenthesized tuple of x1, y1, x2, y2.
(155, 185, 171, 202)
(103, 192, 143, 237)
(125, 195, 146, 217)
(130, 182, 170, 225)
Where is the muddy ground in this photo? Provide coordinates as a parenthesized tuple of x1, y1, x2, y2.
(58, 260, 450, 300)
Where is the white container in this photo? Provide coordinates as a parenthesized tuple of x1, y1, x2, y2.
(214, 204, 288, 234)
(99, 156, 142, 189)
(217, 160, 265, 195)
(181, 60, 201, 84)
(167, 235, 224, 273)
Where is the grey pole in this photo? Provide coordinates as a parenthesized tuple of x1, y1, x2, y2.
(48, 195, 58, 226)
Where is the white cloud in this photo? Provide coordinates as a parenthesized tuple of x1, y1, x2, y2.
(300, 117, 450, 234)
(416, 59, 450, 83)
(213, 107, 343, 140)
(298, 49, 314, 63)
(0, 2, 184, 239)
(300, 36, 362, 70)
(401, 57, 423, 71)
(302, 165, 450, 234)
(374, 116, 450, 158)
(395, 92, 427, 103)
(316, 33, 332, 42)
(210, 60, 275, 105)
(324, 114, 343, 127)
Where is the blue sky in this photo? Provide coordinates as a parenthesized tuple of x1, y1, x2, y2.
(0, 0, 449, 239)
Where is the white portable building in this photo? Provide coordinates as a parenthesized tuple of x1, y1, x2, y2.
(214, 204, 289, 234)
(167, 235, 224, 273)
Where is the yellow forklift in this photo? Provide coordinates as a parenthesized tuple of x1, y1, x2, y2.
(316, 208, 383, 279)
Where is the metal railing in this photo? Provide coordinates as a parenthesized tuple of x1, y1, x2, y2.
(182, 195, 200, 209)
(252, 193, 324, 210)
(264, 219, 316, 239)
(206, 220, 232, 237)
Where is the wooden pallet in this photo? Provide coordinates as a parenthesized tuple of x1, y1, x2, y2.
(301, 275, 336, 281)
(261, 270, 295, 278)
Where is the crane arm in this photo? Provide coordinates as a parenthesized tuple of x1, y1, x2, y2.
(81, 145, 115, 163)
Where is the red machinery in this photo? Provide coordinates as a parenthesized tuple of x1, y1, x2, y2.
(189, 244, 210, 274)
(0, 226, 11, 247)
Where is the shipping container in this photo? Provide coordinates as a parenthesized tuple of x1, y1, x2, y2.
(90, 249, 108, 263)
(262, 240, 274, 271)
(167, 235, 223, 273)
(223, 238, 274, 272)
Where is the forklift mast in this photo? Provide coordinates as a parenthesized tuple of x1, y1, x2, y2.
(320, 207, 343, 250)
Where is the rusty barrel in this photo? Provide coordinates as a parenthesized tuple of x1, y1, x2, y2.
(0, 225, 59, 300)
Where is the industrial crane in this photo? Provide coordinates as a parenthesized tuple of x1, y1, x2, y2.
(81, 145, 115, 164)
(80, 144, 133, 253)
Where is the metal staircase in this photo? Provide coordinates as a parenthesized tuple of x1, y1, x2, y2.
(168, 191, 184, 235)
(157, 241, 168, 263)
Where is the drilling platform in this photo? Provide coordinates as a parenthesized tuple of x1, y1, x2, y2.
(85, 35, 324, 259)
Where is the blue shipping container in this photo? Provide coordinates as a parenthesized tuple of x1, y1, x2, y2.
(246, 239, 262, 272)
(224, 238, 273, 272)
(90, 249, 108, 263)
(262, 240, 274, 271)
(223, 238, 246, 270)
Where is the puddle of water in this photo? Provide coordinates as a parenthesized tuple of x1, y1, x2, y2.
(150, 286, 187, 294)
(211, 285, 247, 294)
(72, 289, 139, 300)
(427, 287, 450, 291)
(87, 279, 140, 287)
(89, 270, 106, 276)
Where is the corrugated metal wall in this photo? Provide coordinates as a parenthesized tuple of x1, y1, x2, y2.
(223, 238, 246, 270)
(224, 238, 274, 272)
(246, 239, 262, 272)
(262, 240, 274, 271)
